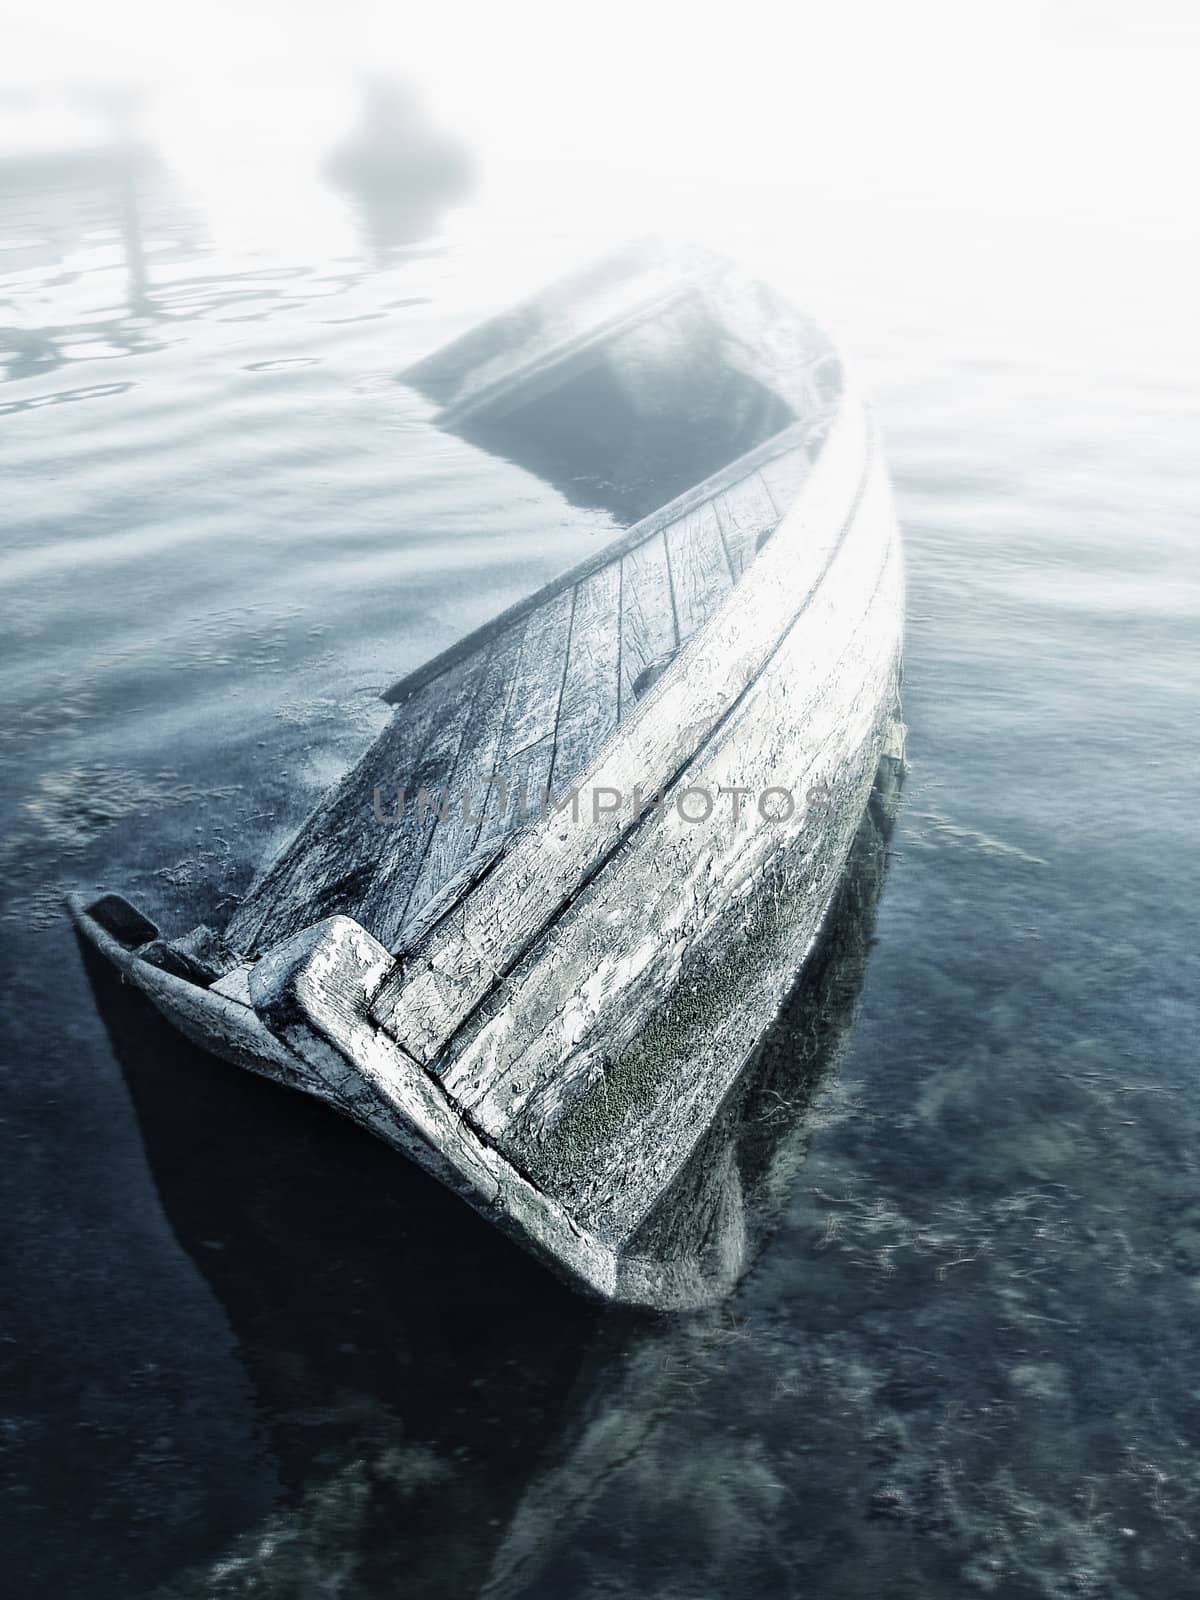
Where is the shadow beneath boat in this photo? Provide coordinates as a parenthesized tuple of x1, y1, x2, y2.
(76, 939, 600, 1593)
(73, 756, 901, 1593)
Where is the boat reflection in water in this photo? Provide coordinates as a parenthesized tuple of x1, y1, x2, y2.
(75, 762, 900, 1595)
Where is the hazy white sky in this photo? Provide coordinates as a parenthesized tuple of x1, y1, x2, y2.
(5, 0, 1197, 220)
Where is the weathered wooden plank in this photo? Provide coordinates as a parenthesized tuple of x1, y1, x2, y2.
(618, 531, 677, 716)
(467, 587, 575, 852)
(68, 894, 311, 1087)
(664, 499, 733, 644)
(369, 387, 870, 1065)
(553, 696, 896, 1248)
(759, 441, 812, 516)
(355, 660, 488, 951)
(513, 575, 899, 1215)
(548, 564, 621, 796)
(225, 665, 470, 955)
(391, 589, 578, 955)
(495, 589, 575, 765)
(399, 622, 526, 933)
(714, 469, 781, 577)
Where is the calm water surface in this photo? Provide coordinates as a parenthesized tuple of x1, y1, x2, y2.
(2, 160, 1198, 1600)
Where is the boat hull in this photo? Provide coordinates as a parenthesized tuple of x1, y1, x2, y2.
(69, 250, 907, 1308)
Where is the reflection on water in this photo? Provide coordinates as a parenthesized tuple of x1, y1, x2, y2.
(0, 145, 163, 381)
(0, 79, 471, 396)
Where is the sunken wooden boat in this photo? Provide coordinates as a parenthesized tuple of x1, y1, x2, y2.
(70, 247, 905, 1309)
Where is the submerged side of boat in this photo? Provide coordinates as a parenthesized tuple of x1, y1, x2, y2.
(69, 247, 905, 1308)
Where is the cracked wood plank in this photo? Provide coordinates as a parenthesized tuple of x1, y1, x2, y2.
(355, 658, 489, 951)
(225, 659, 476, 956)
(400, 623, 526, 935)
(714, 468, 782, 576)
(617, 529, 677, 716)
(548, 563, 622, 798)
(664, 499, 733, 643)
(466, 585, 576, 851)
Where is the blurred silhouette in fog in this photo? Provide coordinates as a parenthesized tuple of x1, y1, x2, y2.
(0, 81, 157, 344)
(324, 77, 475, 256)
(82, 84, 153, 312)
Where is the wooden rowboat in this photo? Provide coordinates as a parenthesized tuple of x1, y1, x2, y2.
(70, 247, 905, 1308)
